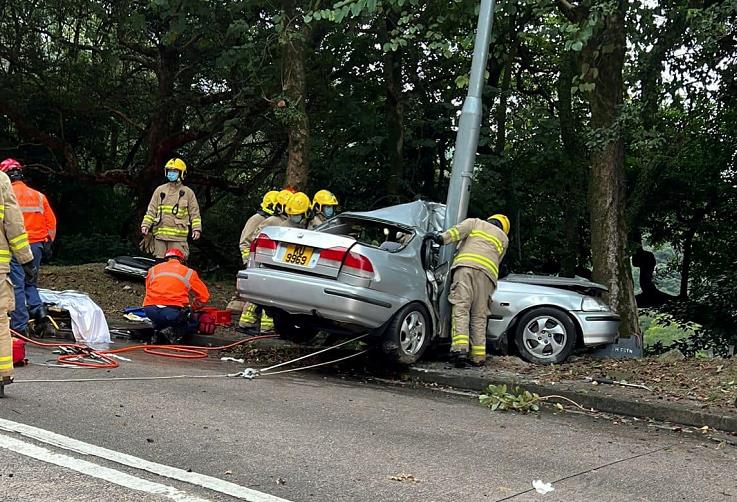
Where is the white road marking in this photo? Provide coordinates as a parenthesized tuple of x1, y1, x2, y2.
(0, 433, 209, 502)
(0, 417, 292, 502)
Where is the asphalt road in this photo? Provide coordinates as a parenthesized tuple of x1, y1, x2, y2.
(0, 346, 735, 502)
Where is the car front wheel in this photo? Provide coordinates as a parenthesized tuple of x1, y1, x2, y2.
(514, 307, 576, 364)
(380, 303, 432, 365)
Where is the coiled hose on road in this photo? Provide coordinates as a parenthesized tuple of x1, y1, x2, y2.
(12, 329, 277, 369)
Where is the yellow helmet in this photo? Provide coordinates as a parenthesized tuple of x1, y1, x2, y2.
(312, 189, 339, 212)
(164, 158, 187, 178)
(261, 190, 279, 215)
(488, 214, 511, 235)
(274, 189, 294, 215)
(285, 192, 311, 216)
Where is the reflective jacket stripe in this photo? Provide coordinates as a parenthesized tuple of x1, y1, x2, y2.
(20, 193, 44, 213)
(148, 269, 193, 289)
(153, 227, 190, 237)
(454, 253, 499, 278)
(448, 227, 461, 242)
(469, 230, 504, 255)
(9, 233, 29, 252)
(0, 204, 4, 220)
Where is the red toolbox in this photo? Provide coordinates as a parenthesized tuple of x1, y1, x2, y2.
(12, 337, 25, 365)
(197, 307, 232, 326)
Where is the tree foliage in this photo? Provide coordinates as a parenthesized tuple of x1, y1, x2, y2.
(1, 0, 736, 348)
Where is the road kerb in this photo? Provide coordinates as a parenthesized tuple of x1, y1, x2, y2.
(406, 367, 737, 433)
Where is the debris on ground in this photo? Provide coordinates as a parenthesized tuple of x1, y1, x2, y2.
(532, 480, 554, 494)
(422, 355, 737, 415)
(389, 474, 420, 483)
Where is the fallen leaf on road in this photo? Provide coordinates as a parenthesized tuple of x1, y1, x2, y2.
(224, 470, 233, 475)
(276, 478, 287, 485)
(390, 473, 420, 483)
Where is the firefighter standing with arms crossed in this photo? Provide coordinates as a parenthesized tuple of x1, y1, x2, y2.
(0, 169, 37, 397)
(0, 159, 57, 338)
(141, 158, 202, 260)
(430, 214, 510, 367)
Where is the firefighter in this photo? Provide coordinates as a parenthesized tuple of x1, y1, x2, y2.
(239, 190, 278, 264)
(236, 189, 292, 334)
(0, 159, 57, 338)
(257, 191, 311, 232)
(143, 248, 210, 344)
(0, 169, 36, 397)
(430, 214, 510, 367)
(235, 190, 278, 335)
(238, 192, 311, 334)
(141, 158, 202, 260)
(309, 190, 339, 229)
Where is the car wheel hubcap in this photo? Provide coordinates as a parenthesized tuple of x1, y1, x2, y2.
(522, 316, 567, 359)
(400, 311, 426, 355)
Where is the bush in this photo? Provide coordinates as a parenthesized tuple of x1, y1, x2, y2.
(53, 233, 139, 265)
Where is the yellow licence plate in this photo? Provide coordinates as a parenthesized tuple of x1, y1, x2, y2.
(282, 244, 314, 267)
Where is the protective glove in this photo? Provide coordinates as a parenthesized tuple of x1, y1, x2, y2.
(428, 232, 445, 246)
(141, 226, 149, 236)
(22, 261, 38, 284)
(192, 230, 201, 240)
(42, 240, 53, 261)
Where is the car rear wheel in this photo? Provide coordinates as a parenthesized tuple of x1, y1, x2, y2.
(514, 307, 576, 364)
(380, 303, 432, 365)
(272, 312, 319, 344)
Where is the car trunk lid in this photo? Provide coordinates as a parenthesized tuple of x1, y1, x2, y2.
(251, 227, 370, 280)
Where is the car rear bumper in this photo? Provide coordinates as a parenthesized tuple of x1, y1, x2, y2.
(572, 312, 620, 346)
(236, 268, 402, 329)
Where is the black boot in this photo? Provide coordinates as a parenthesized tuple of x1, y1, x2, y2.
(0, 376, 13, 398)
(450, 351, 469, 368)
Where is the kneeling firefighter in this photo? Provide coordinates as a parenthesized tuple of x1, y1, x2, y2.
(143, 248, 210, 344)
(430, 214, 510, 368)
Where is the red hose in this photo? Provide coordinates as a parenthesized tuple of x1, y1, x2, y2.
(12, 329, 276, 369)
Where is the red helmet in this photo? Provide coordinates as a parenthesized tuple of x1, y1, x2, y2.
(0, 158, 22, 172)
(164, 248, 185, 260)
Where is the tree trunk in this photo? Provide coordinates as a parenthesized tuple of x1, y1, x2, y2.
(282, 0, 309, 191)
(680, 231, 694, 299)
(585, 1, 640, 339)
(381, 15, 404, 199)
(558, 52, 586, 277)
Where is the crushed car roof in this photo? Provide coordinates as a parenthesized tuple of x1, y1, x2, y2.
(341, 200, 446, 233)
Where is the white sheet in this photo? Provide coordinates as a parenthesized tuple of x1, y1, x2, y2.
(38, 289, 112, 345)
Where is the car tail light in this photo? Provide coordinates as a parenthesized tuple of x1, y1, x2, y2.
(318, 246, 347, 267)
(250, 233, 277, 256)
(342, 251, 374, 279)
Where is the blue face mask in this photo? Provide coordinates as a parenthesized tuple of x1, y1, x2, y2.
(323, 206, 335, 218)
(290, 215, 304, 225)
(166, 170, 179, 182)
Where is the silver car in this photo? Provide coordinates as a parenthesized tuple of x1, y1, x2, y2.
(236, 201, 619, 364)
